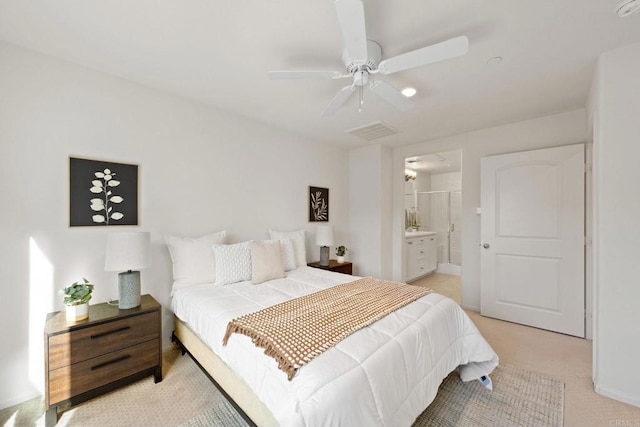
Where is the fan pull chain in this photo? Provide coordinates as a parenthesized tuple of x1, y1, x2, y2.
(358, 71, 364, 112)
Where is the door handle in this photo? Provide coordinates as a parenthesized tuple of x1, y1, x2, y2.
(482, 243, 490, 249)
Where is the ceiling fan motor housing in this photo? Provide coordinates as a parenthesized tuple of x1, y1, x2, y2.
(342, 40, 382, 74)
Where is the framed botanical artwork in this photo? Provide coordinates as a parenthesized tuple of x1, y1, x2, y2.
(69, 157, 139, 226)
(309, 186, 329, 222)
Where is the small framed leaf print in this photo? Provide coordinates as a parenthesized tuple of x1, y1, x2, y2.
(69, 157, 138, 226)
(309, 186, 329, 222)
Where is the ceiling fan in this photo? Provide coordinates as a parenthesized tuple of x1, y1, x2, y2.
(268, 0, 469, 116)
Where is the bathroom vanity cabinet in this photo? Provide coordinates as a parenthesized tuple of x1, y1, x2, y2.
(405, 232, 437, 282)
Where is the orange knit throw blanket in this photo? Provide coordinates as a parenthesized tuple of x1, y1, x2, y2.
(222, 277, 431, 380)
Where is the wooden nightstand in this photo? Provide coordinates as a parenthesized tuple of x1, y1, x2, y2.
(308, 260, 353, 275)
(44, 294, 162, 426)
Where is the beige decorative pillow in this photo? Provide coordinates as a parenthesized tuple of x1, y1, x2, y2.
(251, 240, 286, 284)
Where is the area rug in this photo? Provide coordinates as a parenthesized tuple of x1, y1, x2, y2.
(178, 404, 249, 427)
(181, 363, 564, 427)
(413, 363, 564, 426)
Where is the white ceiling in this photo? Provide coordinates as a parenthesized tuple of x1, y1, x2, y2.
(1, 1, 639, 149)
(406, 150, 461, 174)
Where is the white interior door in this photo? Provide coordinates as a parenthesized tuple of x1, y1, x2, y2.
(480, 144, 585, 337)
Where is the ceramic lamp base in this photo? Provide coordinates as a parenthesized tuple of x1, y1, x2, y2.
(118, 270, 141, 309)
(319, 246, 330, 266)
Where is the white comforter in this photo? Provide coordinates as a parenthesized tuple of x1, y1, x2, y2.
(171, 267, 498, 427)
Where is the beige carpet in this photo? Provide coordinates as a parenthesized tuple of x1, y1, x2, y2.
(410, 272, 461, 304)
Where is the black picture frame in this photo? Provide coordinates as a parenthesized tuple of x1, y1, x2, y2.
(309, 186, 329, 222)
(69, 157, 138, 227)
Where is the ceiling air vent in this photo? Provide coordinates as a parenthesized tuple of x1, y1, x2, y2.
(345, 121, 399, 141)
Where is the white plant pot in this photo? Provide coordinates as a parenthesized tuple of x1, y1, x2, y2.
(337, 256, 345, 264)
(65, 303, 89, 322)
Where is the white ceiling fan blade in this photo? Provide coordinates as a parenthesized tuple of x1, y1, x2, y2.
(369, 80, 415, 111)
(377, 35, 469, 75)
(268, 70, 344, 80)
(334, 0, 368, 62)
(322, 85, 357, 116)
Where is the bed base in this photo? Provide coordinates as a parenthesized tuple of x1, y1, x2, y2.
(171, 316, 278, 427)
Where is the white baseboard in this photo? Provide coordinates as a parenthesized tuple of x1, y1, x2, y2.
(461, 303, 480, 312)
(0, 390, 41, 411)
(436, 263, 461, 276)
(594, 384, 640, 408)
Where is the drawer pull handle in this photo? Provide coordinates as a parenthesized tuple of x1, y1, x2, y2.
(91, 355, 131, 370)
(91, 326, 130, 339)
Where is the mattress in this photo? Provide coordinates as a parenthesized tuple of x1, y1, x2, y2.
(171, 266, 499, 426)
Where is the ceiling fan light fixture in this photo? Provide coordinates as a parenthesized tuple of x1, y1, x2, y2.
(401, 87, 417, 97)
(616, 0, 640, 17)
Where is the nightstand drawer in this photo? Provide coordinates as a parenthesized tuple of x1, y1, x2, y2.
(48, 338, 159, 405)
(331, 263, 353, 275)
(48, 311, 159, 370)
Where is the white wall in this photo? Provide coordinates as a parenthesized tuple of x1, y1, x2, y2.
(0, 41, 349, 409)
(430, 171, 461, 191)
(348, 144, 393, 278)
(592, 41, 640, 407)
(392, 110, 587, 309)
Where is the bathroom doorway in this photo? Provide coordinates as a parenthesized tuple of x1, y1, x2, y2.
(404, 150, 462, 279)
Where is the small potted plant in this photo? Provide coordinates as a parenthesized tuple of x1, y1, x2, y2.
(335, 245, 348, 264)
(59, 278, 94, 321)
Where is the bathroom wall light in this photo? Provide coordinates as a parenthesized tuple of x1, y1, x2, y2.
(405, 169, 417, 181)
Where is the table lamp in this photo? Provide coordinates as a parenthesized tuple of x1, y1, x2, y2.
(316, 225, 334, 267)
(105, 231, 151, 309)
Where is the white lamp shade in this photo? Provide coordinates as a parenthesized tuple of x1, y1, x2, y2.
(316, 225, 334, 247)
(105, 231, 151, 272)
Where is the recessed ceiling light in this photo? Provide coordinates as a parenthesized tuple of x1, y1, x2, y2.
(616, 0, 640, 16)
(486, 56, 503, 65)
(401, 87, 417, 97)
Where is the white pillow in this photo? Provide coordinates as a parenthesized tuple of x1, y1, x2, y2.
(278, 238, 297, 271)
(212, 241, 252, 286)
(165, 231, 227, 287)
(251, 241, 285, 284)
(269, 229, 306, 267)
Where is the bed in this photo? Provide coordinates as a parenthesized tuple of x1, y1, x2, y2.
(170, 263, 499, 426)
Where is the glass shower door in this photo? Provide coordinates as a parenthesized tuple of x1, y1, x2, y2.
(415, 190, 462, 267)
(449, 191, 462, 266)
